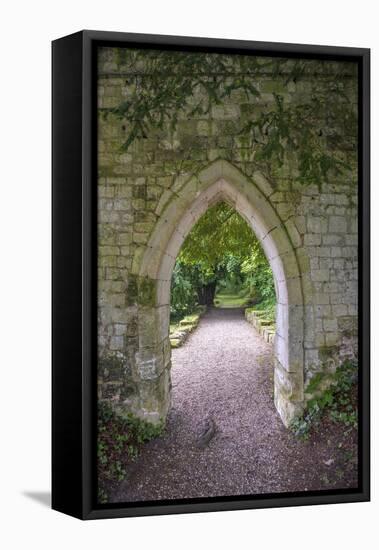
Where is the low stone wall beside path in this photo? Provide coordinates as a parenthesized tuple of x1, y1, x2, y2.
(245, 308, 276, 345)
(169, 305, 207, 348)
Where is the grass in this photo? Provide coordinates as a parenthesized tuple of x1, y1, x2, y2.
(214, 288, 252, 308)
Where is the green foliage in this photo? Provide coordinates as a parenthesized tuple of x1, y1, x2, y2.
(291, 361, 358, 440)
(180, 202, 252, 269)
(252, 296, 276, 323)
(97, 402, 163, 503)
(244, 92, 351, 184)
(170, 261, 198, 319)
(170, 202, 276, 320)
(102, 49, 357, 185)
(240, 240, 276, 305)
(102, 49, 261, 149)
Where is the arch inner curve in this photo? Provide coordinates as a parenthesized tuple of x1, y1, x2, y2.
(138, 160, 305, 426)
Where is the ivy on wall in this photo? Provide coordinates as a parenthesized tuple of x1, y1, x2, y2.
(100, 48, 358, 185)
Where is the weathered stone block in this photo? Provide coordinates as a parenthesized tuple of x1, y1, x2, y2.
(311, 269, 330, 282)
(109, 335, 124, 351)
(304, 234, 321, 246)
(329, 216, 347, 233)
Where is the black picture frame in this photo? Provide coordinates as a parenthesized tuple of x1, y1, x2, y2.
(52, 30, 370, 520)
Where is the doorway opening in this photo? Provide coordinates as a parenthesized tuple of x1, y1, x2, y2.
(138, 160, 304, 427)
(169, 201, 276, 346)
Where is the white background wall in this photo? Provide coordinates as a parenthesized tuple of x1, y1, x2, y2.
(0, 1, 376, 548)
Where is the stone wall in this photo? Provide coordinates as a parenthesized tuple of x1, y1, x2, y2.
(97, 47, 358, 426)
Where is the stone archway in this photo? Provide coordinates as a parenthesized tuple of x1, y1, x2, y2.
(135, 159, 304, 427)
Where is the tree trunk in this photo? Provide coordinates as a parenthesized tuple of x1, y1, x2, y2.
(197, 282, 216, 306)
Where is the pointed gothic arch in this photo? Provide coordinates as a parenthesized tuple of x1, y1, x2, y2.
(135, 160, 305, 426)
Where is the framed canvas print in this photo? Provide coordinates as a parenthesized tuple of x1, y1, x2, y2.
(52, 30, 370, 519)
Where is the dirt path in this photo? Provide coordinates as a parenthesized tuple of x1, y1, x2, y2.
(112, 308, 357, 503)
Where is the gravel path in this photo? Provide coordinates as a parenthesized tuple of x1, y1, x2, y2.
(112, 307, 357, 503)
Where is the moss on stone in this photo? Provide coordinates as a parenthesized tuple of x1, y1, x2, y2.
(258, 318, 272, 326)
(319, 345, 339, 362)
(120, 383, 137, 400)
(138, 276, 157, 307)
(126, 274, 138, 306)
(98, 354, 127, 381)
(179, 314, 199, 327)
(170, 338, 181, 348)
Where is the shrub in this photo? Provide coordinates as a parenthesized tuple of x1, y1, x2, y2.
(290, 361, 358, 440)
(97, 403, 163, 502)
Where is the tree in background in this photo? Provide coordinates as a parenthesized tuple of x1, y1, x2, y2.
(241, 240, 276, 305)
(170, 202, 275, 319)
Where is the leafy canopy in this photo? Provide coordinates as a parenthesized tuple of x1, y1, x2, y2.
(179, 201, 254, 269)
